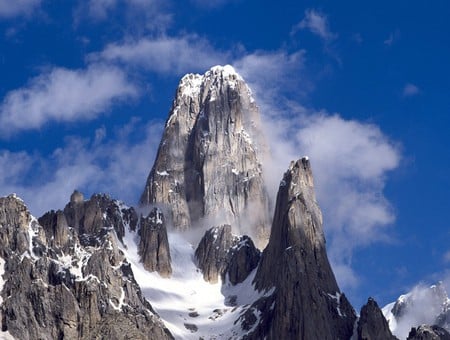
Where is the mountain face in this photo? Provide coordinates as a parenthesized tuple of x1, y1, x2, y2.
(140, 66, 270, 245)
(248, 158, 357, 339)
(383, 282, 450, 339)
(0, 65, 438, 339)
(407, 325, 450, 340)
(0, 194, 172, 340)
(357, 298, 398, 340)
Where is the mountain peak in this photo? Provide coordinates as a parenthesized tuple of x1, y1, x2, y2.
(141, 63, 270, 244)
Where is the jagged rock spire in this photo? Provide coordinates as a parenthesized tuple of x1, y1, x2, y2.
(140, 65, 270, 244)
(250, 158, 356, 339)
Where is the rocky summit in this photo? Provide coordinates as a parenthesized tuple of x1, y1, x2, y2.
(140, 65, 270, 245)
(0, 65, 443, 339)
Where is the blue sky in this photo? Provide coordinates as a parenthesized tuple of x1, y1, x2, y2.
(0, 0, 449, 309)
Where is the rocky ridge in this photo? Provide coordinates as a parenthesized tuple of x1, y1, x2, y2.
(0, 193, 172, 339)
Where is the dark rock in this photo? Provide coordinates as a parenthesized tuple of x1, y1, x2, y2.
(407, 325, 450, 340)
(138, 208, 172, 277)
(195, 225, 238, 283)
(357, 297, 398, 340)
(225, 235, 260, 285)
(195, 225, 260, 284)
(249, 158, 357, 339)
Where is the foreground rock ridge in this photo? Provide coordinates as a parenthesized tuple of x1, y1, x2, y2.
(140, 65, 270, 244)
(0, 194, 172, 339)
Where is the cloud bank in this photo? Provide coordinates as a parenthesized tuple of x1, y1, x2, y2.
(0, 118, 163, 216)
(0, 0, 41, 18)
(0, 63, 138, 134)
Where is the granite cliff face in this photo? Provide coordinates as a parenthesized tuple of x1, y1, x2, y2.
(357, 298, 398, 340)
(0, 193, 172, 339)
(140, 65, 270, 244)
(248, 158, 357, 339)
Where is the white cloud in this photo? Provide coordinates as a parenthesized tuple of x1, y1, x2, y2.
(190, 0, 233, 9)
(77, 0, 172, 32)
(262, 111, 400, 291)
(235, 50, 306, 96)
(403, 83, 420, 97)
(294, 9, 336, 41)
(0, 0, 41, 18)
(234, 51, 400, 291)
(94, 35, 230, 75)
(0, 119, 163, 216)
(0, 63, 138, 134)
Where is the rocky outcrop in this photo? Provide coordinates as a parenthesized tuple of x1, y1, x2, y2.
(140, 65, 270, 244)
(138, 208, 172, 277)
(226, 234, 260, 285)
(195, 225, 260, 284)
(357, 298, 398, 340)
(0, 194, 173, 340)
(248, 158, 356, 339)
(407, 325, 450, 340)
(383, 282, 450, 337)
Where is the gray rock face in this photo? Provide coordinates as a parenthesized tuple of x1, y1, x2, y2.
(250, 158, 356, 339)
(138, 208, 172, 277)
(140, 65, 270, 244)
(226, 234, 260, 285)
(195, 225, 260, 284)
(357, 298, 398, 340)
(0, 194, 173, 340)
(407, 325, 450, 340)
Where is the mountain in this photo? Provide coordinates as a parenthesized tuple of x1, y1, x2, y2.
(140, 65, 270, 246)
(383, 282, 450, 339)
(0, 65, 440, 339)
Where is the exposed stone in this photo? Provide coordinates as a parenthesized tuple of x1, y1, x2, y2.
(195, 225, 260, 284)
(357, 298, 398, 340)
(225, 235, 260, 285)
(138, 208, 172, 277)
(249, 158, 356, 339)
(407, 325, 450, 340)
(140, 65, 270, 245)
(0, 194, 173, 340)
(195, 225, 238, 283)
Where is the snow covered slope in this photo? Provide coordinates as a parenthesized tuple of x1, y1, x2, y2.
(120, 228, 272, 339)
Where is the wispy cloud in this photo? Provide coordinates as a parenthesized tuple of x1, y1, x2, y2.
(234, 51, 400, 291)
(0, 0, 41, 18)
(384, 29, 401, 46)
(0, 118, 163, 216)
(190, 0, 234, 9)
(93, 35, 230, 75)
(293, 9, 336, 41)
(75, 0, 172, 32)
(402, 83, 420, 97)
(0, 63, 138, 134)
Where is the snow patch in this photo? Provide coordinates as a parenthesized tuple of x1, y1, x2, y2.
(120, 229, 268, 339)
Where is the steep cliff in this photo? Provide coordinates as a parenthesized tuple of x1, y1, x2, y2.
(140, 65, 270, 244)
(249, 158, 357, 339)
